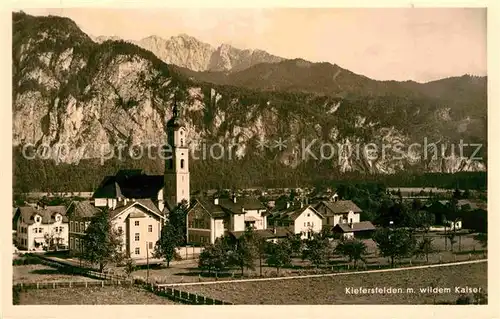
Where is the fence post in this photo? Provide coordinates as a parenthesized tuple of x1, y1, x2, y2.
(85, 281, 88, 288)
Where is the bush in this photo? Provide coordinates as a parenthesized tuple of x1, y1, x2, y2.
(12, 255, 44, 265)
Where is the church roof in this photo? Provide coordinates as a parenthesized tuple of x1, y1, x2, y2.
(93, 170, 163, 199)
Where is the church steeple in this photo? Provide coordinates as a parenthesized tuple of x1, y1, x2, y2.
(164, 96, 190, 210)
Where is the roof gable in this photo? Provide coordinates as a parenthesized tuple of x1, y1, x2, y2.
(110, 199, 164, 220)
(315, 200, 362, 215)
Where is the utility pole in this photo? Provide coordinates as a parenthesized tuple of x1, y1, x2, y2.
(146, 241, 149, 284)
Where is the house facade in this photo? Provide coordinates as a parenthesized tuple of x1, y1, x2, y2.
(67, 200, 100, 257)
(13, 205, 68, 251)
(314, 200, 375, 238)
(108, 199, 165, 259)
(186, 196, 268, 245)
(268, 203, 323, 239)
(68, 199, 165, 260)
(314, 200, 362, 228)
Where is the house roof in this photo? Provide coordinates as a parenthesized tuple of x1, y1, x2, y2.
(229, 227, 293, 240)
(66, 201, 100, 219)
(186, 197, 226, 219)
(109, 199, 164, 220)
(315, 200, 362, 216)
(15, 206, 68, 225)
(268, 205, 323, 222)
(333, 221, 376, 233)
(218, 197, 266, 214)
(93, 170, 163, 200)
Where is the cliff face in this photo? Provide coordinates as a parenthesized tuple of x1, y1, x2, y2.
(12, 12, 486, 185)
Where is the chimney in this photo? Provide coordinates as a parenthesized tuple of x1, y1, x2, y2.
(214, 198, 219, 205)
(300, 201, 304, 208)
(233, 196, 237, 203)
(286, 202, 290, 209)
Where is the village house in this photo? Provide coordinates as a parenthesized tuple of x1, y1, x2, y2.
(68, 199, 165, 260)
(268, 202, 324, 239)
(185, 196, 268, 245)
(13, 205, 68, 251)
(67, 200, 100, 257)
(314, 200, 375, 238)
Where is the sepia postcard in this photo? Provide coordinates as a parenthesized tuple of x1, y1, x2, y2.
(2, 2, 498, 319)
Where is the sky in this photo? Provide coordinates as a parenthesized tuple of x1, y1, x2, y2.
(21, 8, 486, 83)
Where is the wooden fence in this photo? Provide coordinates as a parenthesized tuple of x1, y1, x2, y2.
(13, 279, 133, 290)
(35, 255, 128, 282)
(151, 284, 233, 305)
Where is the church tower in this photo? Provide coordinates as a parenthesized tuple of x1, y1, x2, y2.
(164, 98, 190, 209)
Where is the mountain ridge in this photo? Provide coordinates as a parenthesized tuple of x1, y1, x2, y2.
(12, 12, 487, 192)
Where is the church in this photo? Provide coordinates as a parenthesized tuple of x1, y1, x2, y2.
(69, 101, 191, 259)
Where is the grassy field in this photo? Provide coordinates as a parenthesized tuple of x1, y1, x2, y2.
(13, 265, 99, 283)
(178, 262, 487, 304)
(18, 286, 180, 305)
(128, 234, 486, 284)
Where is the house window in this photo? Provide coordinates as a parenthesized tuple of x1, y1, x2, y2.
(135, 247, 140, 255)
(304, 222, 306, 227)
(135, 233, 140, 241)
(148, 242, 153, 249)
(70, 221, 74, 232)
(118, 226, 123, 233)
(38, 228, 42, 233)
(35, 216, 41, 223)
(75, 238, 79, 250)
(148, 225, 152, 232)
(80, 222, 84, 232)
(180, 138, 184, 147)
(350, 218, 353, 224)
(75, 222, 79, 233)
(135, 221, 139, 226)
(70, 238, 74, 249)
(307, 213, 310, 217)
(59, 226, 64, 232)
(34, 228, 38, 233)
(180, 159, 185, 169)
(307, 222, 310, 227)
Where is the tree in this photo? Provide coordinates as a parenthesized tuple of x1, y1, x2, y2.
(168, 200, 189, 244)
(286, 233, 304, 256)
(334, 238, 368, 268)
(266, 240, 292, 275)
(81, 209, 123, 272)
(473, 233, 487, 248)
(446, 230, 457, 252)
(198, 236, 231, 275)
(154, 220, 181, 267)
(124, 257, 136, 278)
(372, 228, 416, 267)
(415, 211, 436, 233)
(228, 227, 256, 276)
(302, 235, 330, 268)
(415, 237, 436, 263)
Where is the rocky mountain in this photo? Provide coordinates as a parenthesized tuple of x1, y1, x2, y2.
(91, 33, 284, 72)
(12, 12, 487, 192)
